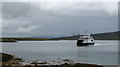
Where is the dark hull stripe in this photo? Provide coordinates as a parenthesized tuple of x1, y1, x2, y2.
(77, 43, 94, 46)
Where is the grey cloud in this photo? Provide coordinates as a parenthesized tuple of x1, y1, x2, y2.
(2, 2, 31, 19)
(2, 2, 118, 37)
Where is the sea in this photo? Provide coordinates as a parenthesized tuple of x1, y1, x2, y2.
(1, 40, 118, 65)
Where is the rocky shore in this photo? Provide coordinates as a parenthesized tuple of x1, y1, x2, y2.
(0, 52, 105, 67)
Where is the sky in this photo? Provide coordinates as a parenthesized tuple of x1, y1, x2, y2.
(0, 0, 119, 37)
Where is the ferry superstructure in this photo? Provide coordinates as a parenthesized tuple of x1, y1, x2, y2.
(77, 34, 94, 46)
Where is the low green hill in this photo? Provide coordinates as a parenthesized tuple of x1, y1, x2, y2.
(1, 31, 119, 40)
(56, 31, 120, 40)
(92, 31, 119, 40)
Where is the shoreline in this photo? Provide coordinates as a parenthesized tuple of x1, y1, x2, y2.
(1, 52, 105, 67)
(0, 39, 119, 43)
(1, 37, 120, 42)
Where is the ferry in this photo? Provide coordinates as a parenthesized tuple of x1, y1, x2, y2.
(77, 34, 94, 46)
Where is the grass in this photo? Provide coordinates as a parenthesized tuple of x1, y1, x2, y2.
(0, 37, 60, 42)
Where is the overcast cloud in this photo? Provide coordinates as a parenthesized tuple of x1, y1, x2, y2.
(1, 2, 118, 37)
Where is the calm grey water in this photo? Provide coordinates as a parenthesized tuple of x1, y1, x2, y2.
(1, 40, 118, 65)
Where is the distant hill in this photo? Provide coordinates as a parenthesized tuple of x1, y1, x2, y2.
(1, 31, 119, 41)
(55, 31, 120, 40)
(93, 31, 120, 40)
(92, 31, 119, 40)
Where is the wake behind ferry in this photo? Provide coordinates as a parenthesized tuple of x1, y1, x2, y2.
(77, 34, 95, 46)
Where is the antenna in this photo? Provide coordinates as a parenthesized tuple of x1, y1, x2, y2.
(85, 29, 87, 34)
(78, 34, 80, 38)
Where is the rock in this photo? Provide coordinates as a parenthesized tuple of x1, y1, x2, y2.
(0, 53, 14, 62)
